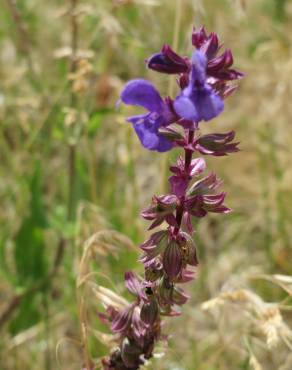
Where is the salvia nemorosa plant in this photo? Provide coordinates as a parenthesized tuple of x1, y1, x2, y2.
(100, 26, 244, 370)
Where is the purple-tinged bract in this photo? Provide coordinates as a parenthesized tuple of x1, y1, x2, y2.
(147, 44, 189, 74)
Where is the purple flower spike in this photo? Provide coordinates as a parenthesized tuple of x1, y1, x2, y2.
(147, 44, 189, 74)
(174, 51, 224, 123)
(101, 24, 244, 370)
(120, 79, 176, 152)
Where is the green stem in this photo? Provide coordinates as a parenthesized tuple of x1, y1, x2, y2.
(67, 0, 79, 221)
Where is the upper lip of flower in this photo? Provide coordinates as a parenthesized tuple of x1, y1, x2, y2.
(173, 50, 224, 123)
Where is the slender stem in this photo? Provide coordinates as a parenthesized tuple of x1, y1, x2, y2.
(67, 0, 79, 221)
(174, 203, 184, 235)
(4, 0, 40, 87)
(68, 144, 77, 221)
(4, 0, 32, 59)
(43, 295, 52, 370)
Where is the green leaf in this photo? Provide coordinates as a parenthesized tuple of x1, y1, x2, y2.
(0, 234, 12, 281)
(14, 162, 48, 286)
(9, 292, 42, 335)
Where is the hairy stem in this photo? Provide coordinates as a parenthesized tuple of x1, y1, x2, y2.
(185, 130, 195, 171)
(174, 129, 195, 234)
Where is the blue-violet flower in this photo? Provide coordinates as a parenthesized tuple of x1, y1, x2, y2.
(174, 50, 224, 123)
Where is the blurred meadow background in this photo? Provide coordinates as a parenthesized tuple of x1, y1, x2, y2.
(1, 0, 292, 369)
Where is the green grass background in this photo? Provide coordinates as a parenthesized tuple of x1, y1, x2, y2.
(0, 0, 292, 369)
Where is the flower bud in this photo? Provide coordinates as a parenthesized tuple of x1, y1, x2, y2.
(187, 173, 221, 196)
(195, 131, 240, 156)
(157, 277, 173, 307)
(147, 44, 189, 74)
(178, 232, 198, 266)
(141, 195, 178, 230)
(140, 299, 159, 326)
(145, 259, 163, 282)
(162, 241, 183, 281)
(121, 338, 142, 369)
(192, 26, 208, 48)
(200, 32, 219, 60)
